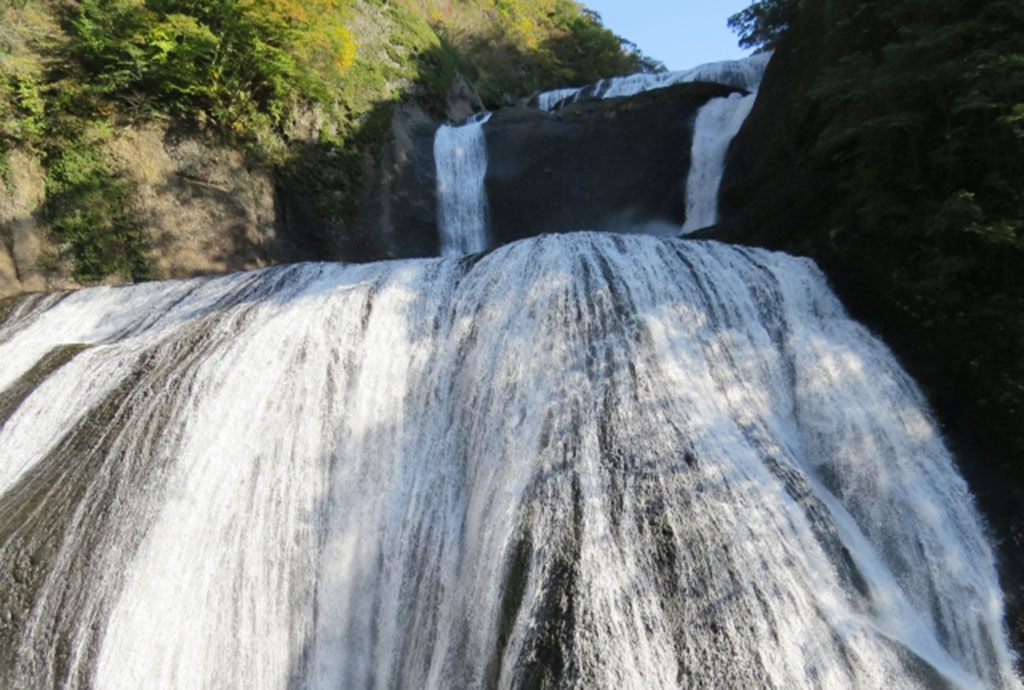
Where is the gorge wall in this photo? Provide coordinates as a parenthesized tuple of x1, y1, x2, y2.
(711, 2, 1024, 655)
(483, 82, 733, 243)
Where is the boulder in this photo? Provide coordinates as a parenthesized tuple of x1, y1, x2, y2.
(445, 73, 486, 124)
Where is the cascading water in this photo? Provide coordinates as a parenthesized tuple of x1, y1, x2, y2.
(433, 112, 493, 256)
(0, 232, 1020, 689)
(677, 53, 771, 234)
(680, 91, 758, 233)
(534, 53, 771, 111)
(535, 86, 583, 112)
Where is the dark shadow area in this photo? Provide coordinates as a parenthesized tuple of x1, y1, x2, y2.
(483, 81, 739, 247)
(711, 27, 1024, 665)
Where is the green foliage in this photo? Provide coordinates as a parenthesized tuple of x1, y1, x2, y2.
(44, 126, 151, 282)
(728, 0, 796, 50)
(0, 2, 156, 283)
(420, 0, 655, 102)
(804, 0, 1024, 254)
(66, 0, 357, 141)
(546, 1, 659, 82)
(0, 2, 57, 149)
(0, 58, 45, 143)
(0, 149, 10, 190)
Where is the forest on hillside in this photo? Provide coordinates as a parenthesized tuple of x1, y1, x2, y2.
(0, 0, 654, 281)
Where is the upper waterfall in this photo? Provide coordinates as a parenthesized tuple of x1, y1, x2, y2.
(462, 53, 770, 252)
(681, 89, 759, 233)
(434, 112, 493, 256)
(534, 53, 771, 111)
(0, 233, 1018, 689)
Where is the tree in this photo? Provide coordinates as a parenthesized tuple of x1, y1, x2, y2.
(727, 0, 796, 50)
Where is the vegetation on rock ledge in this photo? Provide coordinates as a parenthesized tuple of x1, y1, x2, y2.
(0, 0, 654, 282)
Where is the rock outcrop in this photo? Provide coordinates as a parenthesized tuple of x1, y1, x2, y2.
(0, 150, 65, 296)
(483, 81, 739, 245)
(355, 102, 442, 260)
(0, 123, 341, 298)
(104, 124, 281, 280)
(354, 80, 741, 259)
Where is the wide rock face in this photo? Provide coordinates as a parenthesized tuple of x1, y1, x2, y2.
(355, 82, 738, 260)
(482, 82, 738, 244)
(356, 103, 443, 260)
(104, 124, 282, 278)
(0, 124, 331, 299)
(0, 150, 53, 297)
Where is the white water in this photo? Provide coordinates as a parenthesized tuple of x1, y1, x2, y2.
(535, 53, 771, 111)
(434, 112, 492, 256)
(0, 233, 1019, 689)
(535, 86, 582, 112)
(680, 91, 758, 233)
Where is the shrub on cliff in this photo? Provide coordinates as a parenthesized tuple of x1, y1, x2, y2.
(67, 0, 357, 144)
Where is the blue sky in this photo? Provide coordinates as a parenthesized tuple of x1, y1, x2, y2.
(582, 1, 754, 70)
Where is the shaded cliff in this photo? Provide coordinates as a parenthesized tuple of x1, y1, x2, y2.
(484, 82, 737, 243)
(712, 0, 1024, 657)
(355, 78, 742, 260)
(0, 150, 53, 296)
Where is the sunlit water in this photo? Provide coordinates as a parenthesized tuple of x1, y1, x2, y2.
(680, 91, 758, 233)
(535, 53, 771, 111)
(434, 112, 493, 256)
(0, 233, 1018, 689)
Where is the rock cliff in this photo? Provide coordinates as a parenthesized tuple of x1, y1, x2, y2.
(484, 82, 737, 243)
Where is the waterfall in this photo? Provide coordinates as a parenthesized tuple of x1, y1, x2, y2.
(676, 52, 770, 234)
(534, 53, 771, 111)
(535, 86, 582, 112)
(0, 233, 1019, 689)
(434, 112, 492, 256)
(680, 91, 758, 233)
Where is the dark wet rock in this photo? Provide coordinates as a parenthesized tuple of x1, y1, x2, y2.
(483, 81, 740, 244)
(355, 102, 442, 260)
